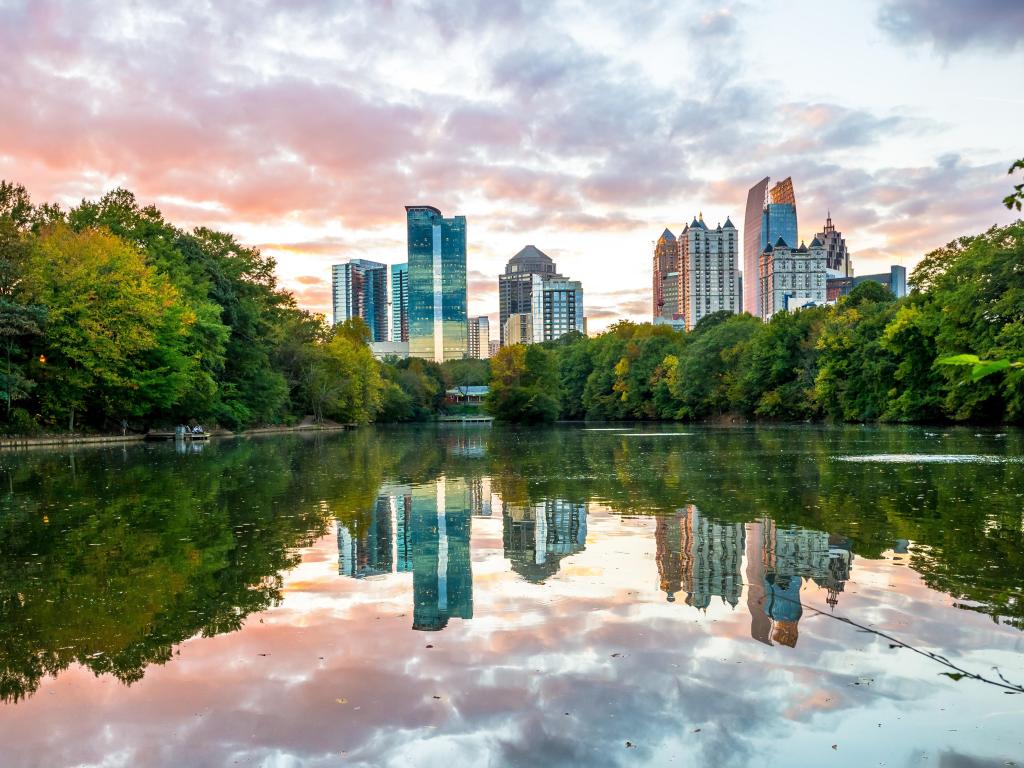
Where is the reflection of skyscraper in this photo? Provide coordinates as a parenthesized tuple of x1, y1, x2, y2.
(337, 478, 473, 632)
(411, 478, 473, 631)
(502, 500, 587, 582)
(679, 507, 745, 610)
(658, 506, 744, 609)
(655, 514, 683, 601)
(745, 518, 854, 648)
(338, 494, 404, 578)
(468, 477, 492, 517)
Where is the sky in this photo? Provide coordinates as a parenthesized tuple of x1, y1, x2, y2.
(1, 0, 1022, 332)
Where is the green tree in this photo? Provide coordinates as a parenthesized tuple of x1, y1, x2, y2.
(486, 344, 561, 423)
(669, 314, 761, 419)
(21, 224, 196, 431)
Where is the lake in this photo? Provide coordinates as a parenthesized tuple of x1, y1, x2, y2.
(1, 424, 1022, 767)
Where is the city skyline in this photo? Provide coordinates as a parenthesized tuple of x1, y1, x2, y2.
(2, 2, 1021, 334)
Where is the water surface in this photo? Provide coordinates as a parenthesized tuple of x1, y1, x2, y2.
(1, 425, 1023, 767)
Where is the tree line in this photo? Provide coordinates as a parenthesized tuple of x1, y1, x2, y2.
(487, 220, 1024, 425)
(0, 181, 490, 434)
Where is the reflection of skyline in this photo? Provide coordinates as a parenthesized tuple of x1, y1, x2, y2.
(502, 499, 587, 582)
(656, 506, 744, 608)
(655, 510, 855, 648)
(746, 518, 854, 648)
(337, 477, 473, 631)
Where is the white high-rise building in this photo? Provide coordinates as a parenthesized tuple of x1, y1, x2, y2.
(758, 237, 827, 318)
(678, 214, 739, 331)
(467, 316, 491, 359)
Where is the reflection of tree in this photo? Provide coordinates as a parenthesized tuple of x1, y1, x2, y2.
(485, 425, 1024, 629)
(0, 433, 390, 702)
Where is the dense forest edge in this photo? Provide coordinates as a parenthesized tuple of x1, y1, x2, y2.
(1, 179, 1022, 433)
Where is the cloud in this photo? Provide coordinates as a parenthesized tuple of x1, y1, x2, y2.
(878, 0, 1024, 51)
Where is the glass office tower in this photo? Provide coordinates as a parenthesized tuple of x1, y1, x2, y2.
(743, 177, 798, 319)
(391, 263, 409, 342)
(406, 206, 468, 362)
(332, 259, 388, 341)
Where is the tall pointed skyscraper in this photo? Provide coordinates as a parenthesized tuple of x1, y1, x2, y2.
(406, 206, 467, 362)
(652, 228, 679, 321)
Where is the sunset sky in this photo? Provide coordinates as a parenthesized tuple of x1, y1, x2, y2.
(2, 0, 1022, 331)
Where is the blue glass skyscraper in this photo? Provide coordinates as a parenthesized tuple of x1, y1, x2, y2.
(332, 259, 388, 341)
(743, 177, 799, 318)
(390, 263, 409, 342)
(406, 206, 467, 362)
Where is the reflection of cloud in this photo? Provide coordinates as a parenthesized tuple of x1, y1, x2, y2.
(0, 493, 1020, 767)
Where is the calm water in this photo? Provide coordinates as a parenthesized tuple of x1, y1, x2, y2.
(1, 425, 1023, 767)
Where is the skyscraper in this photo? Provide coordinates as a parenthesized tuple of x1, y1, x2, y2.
(817, 213, 852, 278)
(652, 228, 679, 321)
(743, 177, 799, 318)
(531, 274, 584, 342)
(467, 316, 490, 359)
(406, 205, 468, 362)
(391, 263, 409, 342)
(332, 259, 388, 340)
(499, 245, 558, 345)
(678, 214, 739, 330)
(499, 246, 584, 345)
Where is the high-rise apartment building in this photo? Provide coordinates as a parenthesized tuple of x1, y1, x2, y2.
(678, 214, 739, 331)
(744, 177, 799, 318)
(406, 205, 467, 362)
(817, 213, 852, 278)
(332, 259, 388, 341)
(488, 339, 500, 358)
(652, 229, 680, 321)
(758, 237, 826, 318)
(499, 245, 558, 345)
(504, 312, 534, 346)
(467, 316, 491, 359)
(531, 275, 584, 342)
(390, 263, 409, 342)
(499, 246, 584, 346)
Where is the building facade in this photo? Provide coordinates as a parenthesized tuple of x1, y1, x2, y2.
(826, 265, 907, 301)
(498, 245, 559, 345)
(487, 339, 501, 358)
(758, 237, 827, 318)
(817, 213, 852, 278)
(653, 228, 680, 322)
(467, 316, 491, 359)
(332, 259, 388, 341)
(406, 206, 468, 362)
(678, 214, 739, 331)
(391, 263, 409, 342)
(743, 177, 799, 318)
(504, 312, 534, 346)
(531, 274, 584, 342)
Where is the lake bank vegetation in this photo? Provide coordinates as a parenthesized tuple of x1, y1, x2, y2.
(2, 180, 1021, 432)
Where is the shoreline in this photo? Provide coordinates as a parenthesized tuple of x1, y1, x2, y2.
(0, 422, 354, 451)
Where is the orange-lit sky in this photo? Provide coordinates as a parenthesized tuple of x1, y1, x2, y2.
(2, 1, 1022, 331)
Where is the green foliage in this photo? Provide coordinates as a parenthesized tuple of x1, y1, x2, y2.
(0, 180, 393, 433)
(441, 357, 491, 387)
(486, 344, 561, 423)
(1005, 158, 1024, 211)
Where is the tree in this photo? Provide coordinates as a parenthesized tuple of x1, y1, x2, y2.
(670, 314, 761, 419)
(1005, 158, 1024, 211)
(485, 344, 561, 423)
(21, 224, 194, 430)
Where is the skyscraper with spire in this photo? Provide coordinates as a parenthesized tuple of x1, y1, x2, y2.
(817, 212, 852, 278)
(652, 228, 679, 322)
